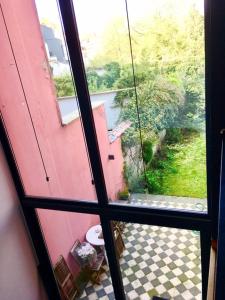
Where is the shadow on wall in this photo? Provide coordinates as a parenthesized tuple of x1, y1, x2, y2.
(37, 209, 100, 277)
(0, 143, 47, 300)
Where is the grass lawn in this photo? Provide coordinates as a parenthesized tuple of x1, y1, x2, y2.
(161, 132, 207, 199)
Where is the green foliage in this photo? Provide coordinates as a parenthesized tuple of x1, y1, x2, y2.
(53, 7, 206, 199)
(128, 176, 146, 194)
(130, 179, 146, 193)
(121, 127, 141, 151)
(86, 63, 122, 92)
(160, 132, 207, 198)
(120, 75, 183, 143)
(54, 74, 74, 97)
(123, 163, 146, 193)
(86, 69, 104, 92)
(151, 146, 176, 171)
(91, 18, 130, 67)
(53, 62, 122, 96)
(90, 6, 205, 131)
(142, 140, 153, 164)
(114, 88, 134, 107)
(115, 66, 134, 89)
(165, 128, 182, 144)
(144, 131, 206, 198)
(145, 144, 178, 194)
(117, 188, 129, 200)
(114, 64, 155, 107)
(102, 62, 121, 88)
(119, 73, 184, 190)
(145, 170, 162, 193)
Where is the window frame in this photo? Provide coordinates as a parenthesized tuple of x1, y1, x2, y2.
(1, 0, 225, 298)
(0, 120, 212, 299)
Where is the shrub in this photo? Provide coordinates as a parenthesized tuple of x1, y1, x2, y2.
(165, 128, 182, 144)
(145, 170, 162, 193)
(54, 74, 74, 97)
(142, 140, 153, 164)
(117, 188, 130, 200)
(181, 128, 199, 137)
(129, 176, 146, 193)
(114, 89, 134, 107)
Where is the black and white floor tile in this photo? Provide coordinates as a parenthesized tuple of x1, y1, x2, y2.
(129, 194, 207, 213)
(79, 222, 201, 300)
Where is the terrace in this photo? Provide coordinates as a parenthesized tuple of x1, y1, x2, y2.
(128, 194, 207, 212)
(39, 193, 205, 300)
(78, 221, 202, 300)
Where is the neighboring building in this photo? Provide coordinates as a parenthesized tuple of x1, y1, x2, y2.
(41, 24, 66, 62)
(58, 91, 121, 130)
(48, 55, 70, 77)
(41, 24, 70, 76)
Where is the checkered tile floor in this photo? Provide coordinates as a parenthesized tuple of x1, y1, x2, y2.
(130, 194, 207, 213)
(79, 223, 202, 300)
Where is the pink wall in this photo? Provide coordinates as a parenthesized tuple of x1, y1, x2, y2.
(94, 104, 125, 200)
(0, 143, 47, 300)
(0, 0, 124, 276)
(38, 209, 100, 276)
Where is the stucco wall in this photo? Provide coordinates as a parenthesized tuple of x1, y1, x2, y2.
(0, 0, 124, 277)
(58, 91, 121, 130)
(0, 143, 47, 300)
(0, 0, 124, 201)
(38, 209, 100, 276)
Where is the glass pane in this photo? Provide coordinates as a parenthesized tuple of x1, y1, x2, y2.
(74, 0, 207, 212)
(73, 0, 131, 202)
(37, 209, 115, 299)
(112, 221, 202, 299)
(0, 0, 96, 201)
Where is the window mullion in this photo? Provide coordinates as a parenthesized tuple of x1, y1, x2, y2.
(100, 216, 126, 300)
(57, 0, 108, 207)
(57, 0, 127, 298)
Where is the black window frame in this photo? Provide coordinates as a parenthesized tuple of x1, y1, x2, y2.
(1, 0, 225, 299)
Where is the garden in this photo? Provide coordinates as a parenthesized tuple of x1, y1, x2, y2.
(53, 2, 206, 199)
(144, 130, 206, 198)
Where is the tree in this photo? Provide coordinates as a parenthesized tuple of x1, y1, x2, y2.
(54, 74, 74, 97)
(102, 62, 121, 88)
(86, 69, 104, 92)
(86, 4, 205, 193)
(53, 62, 122, 96)
(86, 62, 121, 92)
(90, 18, 131, 67)
(121, 75, 183, 140)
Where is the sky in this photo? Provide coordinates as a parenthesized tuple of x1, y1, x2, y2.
(35, 0, 204, 64)
(35, 0, 204, 37)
